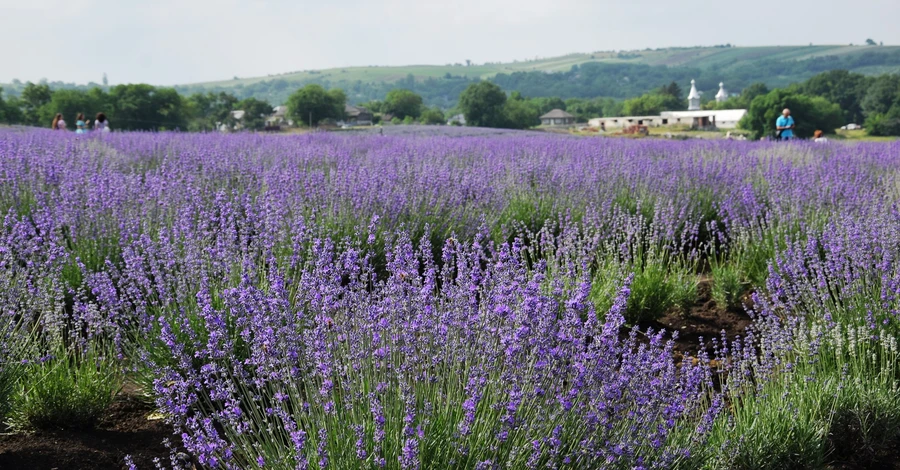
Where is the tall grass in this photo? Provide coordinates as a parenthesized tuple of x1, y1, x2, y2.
(8, 341, 123, 431)
(701, 322, 900, 469)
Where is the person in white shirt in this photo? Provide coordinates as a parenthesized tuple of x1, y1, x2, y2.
(94, 113, 110, 132)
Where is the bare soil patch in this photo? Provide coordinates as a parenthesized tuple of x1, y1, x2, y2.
(0, 395, 173, 470)
(652, 280, 754, 356)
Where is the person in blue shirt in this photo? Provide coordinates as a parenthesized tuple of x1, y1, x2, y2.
(775, 108, 795, 140)
(75, 113, 87, 134)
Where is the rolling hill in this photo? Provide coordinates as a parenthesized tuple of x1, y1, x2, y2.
(6, 45, 899, 110)
(188, 45, 900, 88)
(172, 45, 900, 108)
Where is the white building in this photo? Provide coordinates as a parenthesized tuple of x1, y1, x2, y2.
(688, 79, 701, 111)
(447, 114, 466, 126)
(266, 106, 294, 127)
(588, 115, 666, 129)
(715, 82, 728, 103)
(587, 79, 747, 132)
(589, 109, 747, 131)
(661, 109, 747, 129)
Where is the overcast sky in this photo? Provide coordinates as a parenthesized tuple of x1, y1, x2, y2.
(2, 0, 898, 86)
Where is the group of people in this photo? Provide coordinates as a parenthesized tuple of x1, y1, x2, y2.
(51, 113, 110, 134)
(775, 108, 827, 142)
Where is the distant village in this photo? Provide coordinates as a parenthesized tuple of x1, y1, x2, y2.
(224, 79, 749, 133)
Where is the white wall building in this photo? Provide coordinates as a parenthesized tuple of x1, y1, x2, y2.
(447, 114, 466, 126)
(588, 79, 747, 131)
(589, 109, 746, 131)
(688, 79, 701, 111)
(588, 116, 666, 129)
(661, 109, 747, 129)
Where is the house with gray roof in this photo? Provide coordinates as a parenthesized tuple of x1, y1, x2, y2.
(540, 109, 575, 126)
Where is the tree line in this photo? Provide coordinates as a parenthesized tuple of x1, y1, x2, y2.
(3, 69, 899, 137)
(0, 83, 274, 131)
(733, 71, 900, 138)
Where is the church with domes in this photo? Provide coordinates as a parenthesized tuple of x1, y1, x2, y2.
(588, 79, 747, 131)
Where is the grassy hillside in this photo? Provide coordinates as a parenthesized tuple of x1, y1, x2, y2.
(6, 45, 896, 110)
(175, 45, 900, 108)
(189, 45, 900, 90)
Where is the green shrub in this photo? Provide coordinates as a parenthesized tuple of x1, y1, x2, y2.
(865, 109, 900, 137)
(710, 261, 745, 309)
(828, 387, 900, 466)
(589, 254, 627, 317)
(702, 325, 900, 469)
(627, 261, 672, 323)
(626, 260, 696, 323)
(0, 361, 23, 424)
(670, 268, 699, 314)
(9, 343, 122, 430)
(0, 316, 37, 425)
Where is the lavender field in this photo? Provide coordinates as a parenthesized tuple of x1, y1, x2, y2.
(1, 130, 899, 469)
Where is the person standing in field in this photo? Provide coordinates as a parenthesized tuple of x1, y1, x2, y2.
(75, 113, 87, 134)
(94, 113, 110, 132)
(51, 113, 66, 130)
(776, 108, 795, 140)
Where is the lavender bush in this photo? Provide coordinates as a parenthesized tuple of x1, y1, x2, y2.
(0, 212, 70, 422)
(143, 234, 718, 469)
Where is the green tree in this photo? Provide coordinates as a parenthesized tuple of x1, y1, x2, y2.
(741, 89, 843, 139)
(285, 84, 345, 126)
(503, 98, 540, 129)
(358, 100, 384, 114)
(741, 83, 770, 103)
(419, 107, 446, 125)
(0, 87, 9, 123)
(801, 70, 871, 123)
(458, 82, 507, 128)
(236, 97, 273, 131)
(659, 81, 682, 98)
(564, 98, 605, 122)
(328, 89, 348, 120)
(38, 88, 110, 129)
(866, 105, 900, 136)
(861, 75, 900, 118)
(20, 83, 52, 126)
(186, 92, 239, 131)
(384, 89, 423, 120)
(866, 38, 877, 46)
(527, 96, 566, 114)
(0, 91, 24, 124)
(622, 91, 681, 116)
(108, 84, 186, 130)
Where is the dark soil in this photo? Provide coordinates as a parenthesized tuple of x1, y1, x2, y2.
(827, 446, 900, 470)
(0, 394, 174, 470)
(652, 280, 754, 356)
